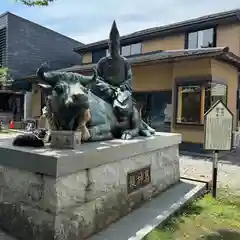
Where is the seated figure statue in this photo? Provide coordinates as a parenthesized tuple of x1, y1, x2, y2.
(12, 21, 155, 147)
(91, 21, 155, 137)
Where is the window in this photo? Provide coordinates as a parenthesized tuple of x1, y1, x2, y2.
(0, 27, 6, 66)
(122, 45, 131, 56)
(176, 81, 227, 125)
(92, 49, 107, 63)
(0, 93, 24, 121)
(130, 43, 142, 55)
(176, 85, 202, 124)
(186, 28, 215, 49)
(121, 43, 142, 56)
(133, 92, 149, 122)
(205, 83, 227, 112)
(133, 91, 172, 132)
(150, 91, 172, 130)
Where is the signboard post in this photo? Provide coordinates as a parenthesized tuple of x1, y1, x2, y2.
(204, 100, 233, 198)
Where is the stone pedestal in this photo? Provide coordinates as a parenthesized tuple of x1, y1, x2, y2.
(0, 132, 181, 240)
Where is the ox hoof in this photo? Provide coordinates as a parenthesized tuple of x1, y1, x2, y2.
(148, 127, 155, 135)
(121, 131, 133, 140)
(140, 129, 152, 137)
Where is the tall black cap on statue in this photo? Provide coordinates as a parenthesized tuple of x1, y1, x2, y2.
(108, 20, 120, 56)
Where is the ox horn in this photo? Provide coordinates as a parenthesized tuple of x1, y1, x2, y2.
(36, 62, 59, 87)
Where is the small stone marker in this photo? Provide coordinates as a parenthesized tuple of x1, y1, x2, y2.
(51, 131, 81, 149)
(204, 100, 233, 198)
(127, 165, 151, 194)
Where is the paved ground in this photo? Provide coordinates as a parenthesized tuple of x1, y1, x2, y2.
(0, 232, 15, 240)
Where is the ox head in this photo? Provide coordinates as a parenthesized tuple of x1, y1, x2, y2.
(37, 62, 93, 131)
(51, 81, 90, 130)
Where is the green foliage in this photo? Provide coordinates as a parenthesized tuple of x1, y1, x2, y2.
(0, 68, 13, 87)
(16, 0, 54, 6)
(145, 190, 240, 240)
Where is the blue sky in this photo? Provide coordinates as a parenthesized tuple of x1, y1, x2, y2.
(2, 0, 240, 44)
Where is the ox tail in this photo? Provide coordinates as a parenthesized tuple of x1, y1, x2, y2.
(12, 133, 45, 148)
(12, 129, 49, 148)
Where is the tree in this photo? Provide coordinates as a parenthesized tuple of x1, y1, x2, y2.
(16, 0, 54, 6)
(0, 68, 13, 89)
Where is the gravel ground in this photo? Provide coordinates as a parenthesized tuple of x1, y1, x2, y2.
(180, 150, 240, 191)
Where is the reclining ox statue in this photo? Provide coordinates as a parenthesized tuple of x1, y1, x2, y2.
(13, 20, 155, 147)
(38, 62, 143, 142)
(13, 63, 153, 147)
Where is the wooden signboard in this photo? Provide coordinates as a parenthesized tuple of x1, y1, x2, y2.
(204, 100, 233, 151)
(204, 100, 233, 198)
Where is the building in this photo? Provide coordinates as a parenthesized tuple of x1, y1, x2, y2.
(0, 11, 83, 123)
(28, 9, 240, 153)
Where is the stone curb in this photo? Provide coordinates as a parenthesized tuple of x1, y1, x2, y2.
(140, 178, 210, 240)
(90, 178, 210, 240)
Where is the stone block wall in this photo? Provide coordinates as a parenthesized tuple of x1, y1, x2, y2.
(0, 144, 180, 239)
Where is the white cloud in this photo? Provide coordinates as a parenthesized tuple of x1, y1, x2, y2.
(11, 0, 240, 43)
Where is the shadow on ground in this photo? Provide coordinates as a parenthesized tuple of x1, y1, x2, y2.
(180, 148, 240, 168)
(197, 229, 240, 239)
(218, 149, 240, 167)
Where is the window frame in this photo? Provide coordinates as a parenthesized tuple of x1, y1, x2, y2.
(121, 45, 131, 56)
(130, 42, 142, 55)
(92, 49, 107, 63)
(133, 90, 172, 130)
(0, 27, 6, 67)
(174, 78, 227, 127)
(121, 42, 142, 56)
(184, 27, 217, 49)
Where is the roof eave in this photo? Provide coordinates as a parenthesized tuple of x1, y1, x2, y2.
(215, 52, 240, 70)
(21, 48, 239, 78)
(61, 52, 223, 72)
(74, 10, 240, 53)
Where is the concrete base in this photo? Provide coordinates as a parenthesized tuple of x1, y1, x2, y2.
(0, 132, 181, 240)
